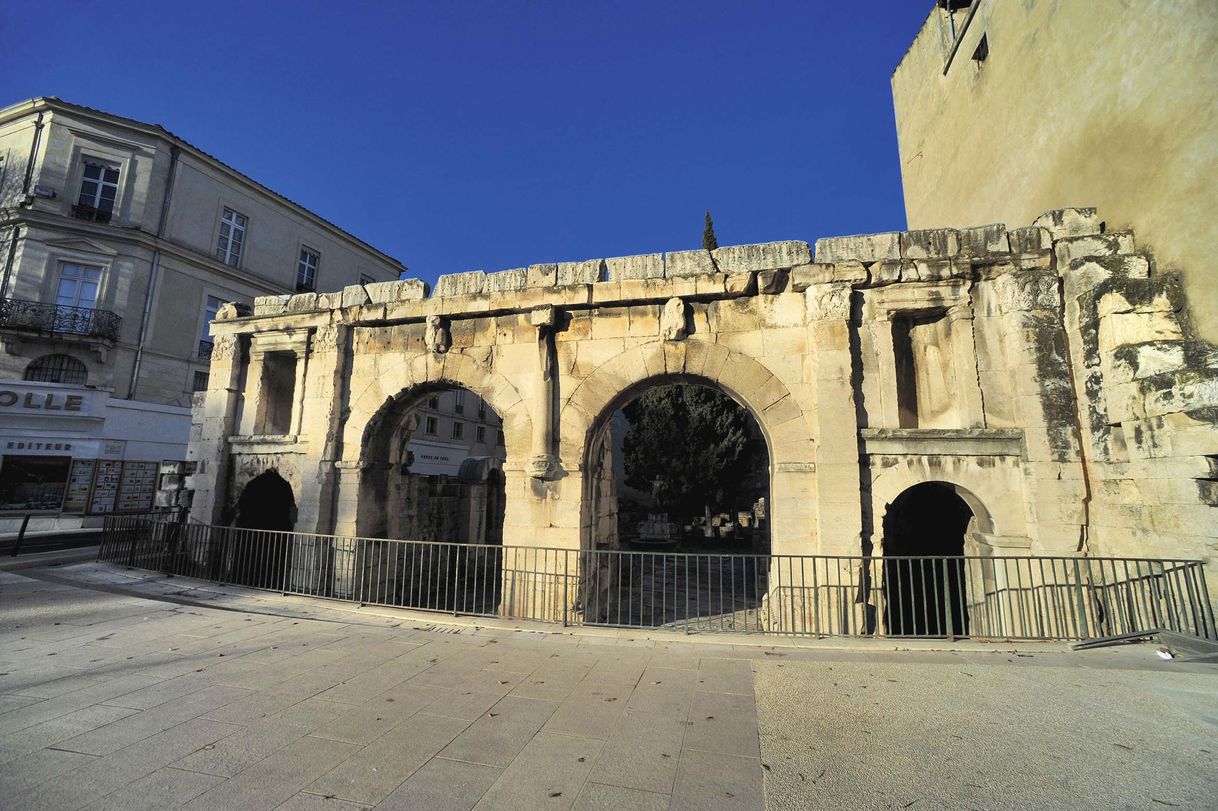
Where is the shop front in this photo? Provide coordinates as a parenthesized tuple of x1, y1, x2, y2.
(0, 381, 191, 533)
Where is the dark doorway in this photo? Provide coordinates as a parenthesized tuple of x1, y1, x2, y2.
(582, 380, 771, 629)
(881, 482, 972, 637)
(227, 470, 295, 588)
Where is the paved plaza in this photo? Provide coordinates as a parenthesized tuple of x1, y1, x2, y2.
(0, 554, 1215, 810)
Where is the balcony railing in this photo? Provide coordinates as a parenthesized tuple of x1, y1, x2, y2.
(198, 340, 214, 360)
(0, 298, 121, 341)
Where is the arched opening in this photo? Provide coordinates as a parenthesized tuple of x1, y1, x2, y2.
(227, 469, 296, 588)
(580, 377, 771, 628)
(24, 354, 88, 385)
(881, 481, 974, 637)
(358, 382, 506, 612)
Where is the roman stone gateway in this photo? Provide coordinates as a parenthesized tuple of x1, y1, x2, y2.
(188, 208, 1218, 622)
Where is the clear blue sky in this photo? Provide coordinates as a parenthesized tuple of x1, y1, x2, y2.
(3, 1, 932, 284)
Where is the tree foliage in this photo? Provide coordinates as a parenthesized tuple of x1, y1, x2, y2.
(621, 384, 757, 517)
(702, 210, 719, 251)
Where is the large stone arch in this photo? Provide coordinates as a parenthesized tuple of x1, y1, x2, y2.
(343, 349, 533, 469)
(558, 338, 816, 556)
(330, 349, 534, 539)
(559, 338, 814, 467)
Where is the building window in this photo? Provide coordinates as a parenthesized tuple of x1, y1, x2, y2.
(476, 425, 486, 444)
(24, 354, 88, 385)
(451, 421, 464, 440)
(454, 389, 465, 414)
(56, 264, 101, 311)
(296, 247, 319, 292)
(428, 396, 439, 409)
(478, 402, 487, 420)
(497, 429, 505, 446)
(198, 295, 222, 358)
(359, 273, 375, 286)
(192, 370, 210, 392)
(425, 416, 438, 435)
(215, 208, 247, 267)
(74, 159, 120, 223)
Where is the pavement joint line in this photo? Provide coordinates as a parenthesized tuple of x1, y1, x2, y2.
(9, 560, 1088, 656)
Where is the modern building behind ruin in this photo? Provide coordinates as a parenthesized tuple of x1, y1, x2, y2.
(187, 209, 1218, 607)
(892, 0, 1218, 341)
(0, 97, 404, 531)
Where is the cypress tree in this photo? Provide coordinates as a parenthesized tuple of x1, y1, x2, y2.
(702, 210, 719, 251)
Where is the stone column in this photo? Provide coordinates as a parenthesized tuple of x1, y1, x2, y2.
(189, 333, 245, 526)
(296, 324, 348, 534)
(238, 348, 266, 436)
(807, 282, 865, 556)
(528, 305, 560, 479)
(946, 303, 986, 428)
(288, 346, 309, 436)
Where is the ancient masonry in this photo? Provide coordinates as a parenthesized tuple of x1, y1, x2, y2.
(189, 207, 1218, 602)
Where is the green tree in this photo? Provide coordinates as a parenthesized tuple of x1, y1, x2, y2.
(621, 384, 756, 518)
(702, 210, 718, 251)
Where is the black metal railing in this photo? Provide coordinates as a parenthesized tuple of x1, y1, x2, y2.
(99, 515, 1216, 642)
(0, 298, 121, 341)
(197, 340, 214, 360)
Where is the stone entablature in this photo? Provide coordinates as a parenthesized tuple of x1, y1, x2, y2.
(189, 207, 1218, 604)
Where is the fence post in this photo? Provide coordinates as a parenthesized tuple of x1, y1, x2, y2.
(9, 513, 33, 557)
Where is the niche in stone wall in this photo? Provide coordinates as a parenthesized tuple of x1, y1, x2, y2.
(892, 309, 960, 429)
(256, 351, 297, 435)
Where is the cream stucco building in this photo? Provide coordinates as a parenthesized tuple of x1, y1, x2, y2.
(0, 97, 404, 531)
(892, 0, 1218, 341)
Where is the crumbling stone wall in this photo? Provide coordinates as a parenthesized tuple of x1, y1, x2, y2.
(188, 207, 1218, 611)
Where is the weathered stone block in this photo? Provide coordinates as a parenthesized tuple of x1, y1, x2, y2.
(605, 253, 664, 281)
(365, 278, 428, 304)
(253, 295, 289, 316)
(757, 268, 789, 294)
(725, 272, 756, 295)
(1033, 207, 1102, 240)
(814, 231, 901, 263)
(901, 228, 960, 259)
(790, 263, 833, 292)
(286, 291, 318, 312)
(713, 241, 811, 274)
(665, 249, 716, 277)
(486, 268, 527, 293)
(959, 223, 1010, 256)
(340, 285, 371, 308)
(831, 261, 869, 286)
(1008, 226, 1053, 253)
(557, 259, 605, 286)
(527, 263, 558, 288)
(1054, 232, 1136, 266)
(869, 260, 904, 286)
(434, 271, 486, 297)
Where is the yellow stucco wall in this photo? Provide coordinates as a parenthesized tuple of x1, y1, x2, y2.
(892, 0, 1218, 340)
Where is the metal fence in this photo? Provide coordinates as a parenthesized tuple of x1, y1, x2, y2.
(99, 515, 1216, 642)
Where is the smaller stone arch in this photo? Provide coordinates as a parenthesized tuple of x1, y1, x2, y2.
(879, 481, 979, 638)
(872, 475, 997, 540)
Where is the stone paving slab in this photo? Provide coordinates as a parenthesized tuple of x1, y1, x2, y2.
(0, 563, 1215, 810)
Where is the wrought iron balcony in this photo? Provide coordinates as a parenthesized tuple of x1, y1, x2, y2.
(0, 298, 121, 342)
